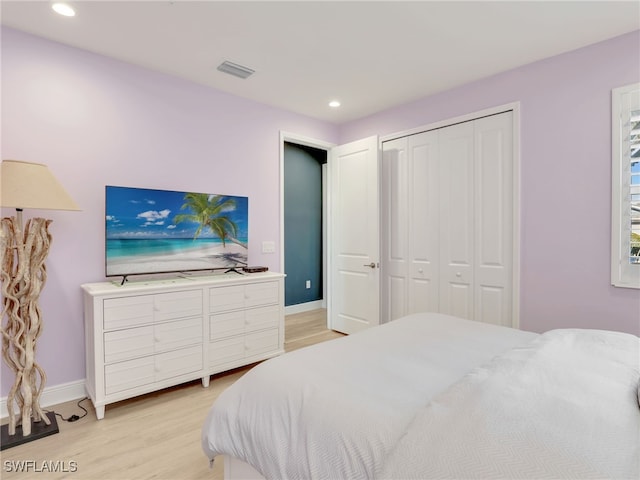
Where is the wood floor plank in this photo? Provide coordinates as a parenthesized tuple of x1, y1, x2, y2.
(1, 309, 341, 479)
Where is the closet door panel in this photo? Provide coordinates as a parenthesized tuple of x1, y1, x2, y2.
(408, 131, 440, 315)
(381, 138, 409, 321)
(389, 276, 408, 321)
(409, 278, 435, 314)
(478, 285, 505, 326)
(474, 112, 513, 326)
(448, 283, 472, 319)
(439, 122, 474, 319)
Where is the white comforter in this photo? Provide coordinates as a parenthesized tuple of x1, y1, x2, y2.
(378, 328, 640, 479)
(201, 313, 538, 479)
(202, 314, 640, 479)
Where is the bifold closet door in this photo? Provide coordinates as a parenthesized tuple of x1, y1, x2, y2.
(381, 111, 514, 326)
(381, 132, 440, 321)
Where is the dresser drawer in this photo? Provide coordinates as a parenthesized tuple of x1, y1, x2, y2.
(245, 328, 279, 358)
(154, 290, 202, 321)
(209, 328, 279, 369)
(104, 345, 202, 396)
(105, 356, 155, 395)
(103, 290, 202, 331)
(209, 281, 279, 313)
(210, 304, 280, 341)
(104, 296, 153, 331)
(209, 311, 245, 340)
(155, 345, 203, 382)
(245, 281, 279, 308)
(245, 305, 280, 332)
(209, 285, 245, 313)
(104, 317, 202, 363)
(104, 326, 154, 364)
(154, 316, 202, 353)
(209, 336, 245, 369)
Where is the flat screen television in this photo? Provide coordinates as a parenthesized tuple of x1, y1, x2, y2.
(105, 185, 248, 280)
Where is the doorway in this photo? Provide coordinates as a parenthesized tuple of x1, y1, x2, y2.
(283, 142, 327, 309)
(280, 133, 333, 315)
(280, 133, 380, 333)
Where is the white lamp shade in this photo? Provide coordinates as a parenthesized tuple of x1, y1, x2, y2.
(1, 159, 80, 211)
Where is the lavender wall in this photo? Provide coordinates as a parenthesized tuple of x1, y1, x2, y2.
(0, 27, 338, 396)
(341, 30, 640, 335)
(2, 26, 639, 398)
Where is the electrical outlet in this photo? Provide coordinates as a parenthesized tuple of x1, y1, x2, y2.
(305, 280, 311, 289)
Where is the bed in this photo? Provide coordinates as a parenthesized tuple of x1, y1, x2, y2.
(201, 312, 640, 479)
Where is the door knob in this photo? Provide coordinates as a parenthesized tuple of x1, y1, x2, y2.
(363, 262, 377, 268)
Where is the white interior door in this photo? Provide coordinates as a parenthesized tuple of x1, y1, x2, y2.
(328, 136, 379, 334)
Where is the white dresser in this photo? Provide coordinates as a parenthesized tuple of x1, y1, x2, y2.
(82, 272, 284, 419)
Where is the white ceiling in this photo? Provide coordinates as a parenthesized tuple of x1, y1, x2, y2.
(1, 1, 639, 124)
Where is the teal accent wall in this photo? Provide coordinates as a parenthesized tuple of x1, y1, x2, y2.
(284, 142, 326, 306)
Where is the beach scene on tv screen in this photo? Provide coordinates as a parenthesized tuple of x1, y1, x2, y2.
(106, 186, 248, 276)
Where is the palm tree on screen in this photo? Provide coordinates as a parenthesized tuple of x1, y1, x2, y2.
(174, 193, 247, 248)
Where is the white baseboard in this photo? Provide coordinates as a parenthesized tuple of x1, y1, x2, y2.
(1, 380, 87, 419)
(285, 299, 325, 315)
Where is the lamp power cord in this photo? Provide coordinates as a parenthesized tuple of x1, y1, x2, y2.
(45, 396, 89, 423)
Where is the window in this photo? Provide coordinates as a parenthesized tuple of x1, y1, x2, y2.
(611, 82, 640, 288)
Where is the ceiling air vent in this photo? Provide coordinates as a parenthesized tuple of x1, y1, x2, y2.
(217, 61, 255, 79)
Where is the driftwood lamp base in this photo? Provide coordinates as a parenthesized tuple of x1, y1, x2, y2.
(1, 217, 54, 441)
(0, 411, 59, 450)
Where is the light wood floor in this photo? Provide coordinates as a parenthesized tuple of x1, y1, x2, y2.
(1, 308, 342, 479)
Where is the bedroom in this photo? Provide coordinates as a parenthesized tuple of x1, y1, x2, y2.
(1, 0, 639, 477)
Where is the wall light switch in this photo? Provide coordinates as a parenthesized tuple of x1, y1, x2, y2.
(305, 280, 311, 289)
(262, 241, 276, 253)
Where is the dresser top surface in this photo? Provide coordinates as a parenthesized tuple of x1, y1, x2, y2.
(82, 271, 285, 296)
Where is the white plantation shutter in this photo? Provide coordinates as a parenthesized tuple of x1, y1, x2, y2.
(611, 82, 640, 288)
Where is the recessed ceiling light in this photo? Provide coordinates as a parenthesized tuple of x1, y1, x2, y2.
(329, 100, 341, 108)
(52, 3, 76, 17)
